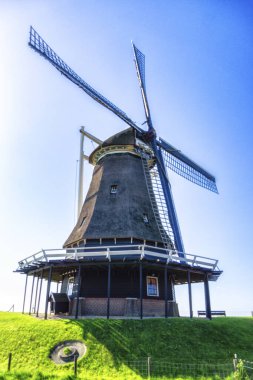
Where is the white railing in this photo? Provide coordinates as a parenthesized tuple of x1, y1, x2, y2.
(17, 244, 219, 272)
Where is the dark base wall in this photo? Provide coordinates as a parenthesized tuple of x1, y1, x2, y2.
(61, 266, 175, 300)
(69, 297, 179, 317)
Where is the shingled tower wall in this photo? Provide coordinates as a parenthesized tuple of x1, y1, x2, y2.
(64, 127, 165, 248)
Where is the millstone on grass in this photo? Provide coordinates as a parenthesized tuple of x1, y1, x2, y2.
(50, 340, 86, 365)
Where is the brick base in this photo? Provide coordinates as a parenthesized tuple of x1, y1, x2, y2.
(70, 298, 179, 317)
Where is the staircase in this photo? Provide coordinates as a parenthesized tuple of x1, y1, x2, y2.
(141, 154, 175, 251)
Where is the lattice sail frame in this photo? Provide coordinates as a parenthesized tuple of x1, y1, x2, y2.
(132, 43, 146, 91)
(29, 27, 142, 134)
(29, 26, 218, 196)
(161, 148, 218, 193)
(149, 163, 176, 248)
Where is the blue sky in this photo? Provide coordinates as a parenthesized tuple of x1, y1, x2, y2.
(0, 0, 253, 316)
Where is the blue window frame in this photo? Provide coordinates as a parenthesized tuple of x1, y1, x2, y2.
(146, 276, 159, 297)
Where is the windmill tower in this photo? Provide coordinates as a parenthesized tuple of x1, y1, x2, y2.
(16, 27, 222, 319)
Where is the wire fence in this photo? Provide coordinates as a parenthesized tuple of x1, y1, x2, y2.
(240, 359, 253, 379)
(4, 352, 252, 379)
(123, 359, 234, 378)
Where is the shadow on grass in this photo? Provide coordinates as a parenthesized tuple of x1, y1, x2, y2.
(62, 318, 234, 379)
(66, 318, 148, 377)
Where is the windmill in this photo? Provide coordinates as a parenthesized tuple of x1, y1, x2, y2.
(15, 27, 221, 320)
(28, 27, 217, 254)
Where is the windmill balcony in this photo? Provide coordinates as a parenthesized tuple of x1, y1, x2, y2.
(17, 244, 222, 319)
(16, 244, 220, 274)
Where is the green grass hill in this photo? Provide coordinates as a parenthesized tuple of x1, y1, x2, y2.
(0, 312, 252, 379)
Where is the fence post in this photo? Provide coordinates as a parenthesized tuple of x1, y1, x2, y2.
(74, 354, 78, 376)
(8, 353, 12, 371)
(147, 356, 151, 379)
(233, 353, 238, 371)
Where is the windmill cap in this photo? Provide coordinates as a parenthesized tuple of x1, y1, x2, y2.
(89, 127, 139, 165)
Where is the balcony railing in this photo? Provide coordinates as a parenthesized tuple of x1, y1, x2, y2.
(17, 244, 219, 272)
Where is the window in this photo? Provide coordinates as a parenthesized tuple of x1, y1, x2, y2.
(67, 277, 74, 296)
(146, 276, 159, 297)
(143, 214, 149, 223)
(110, 185, 118, 194)
(79, 216, 86, 227)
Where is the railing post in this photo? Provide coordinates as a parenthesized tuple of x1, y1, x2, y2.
(42, 249, 48, 262)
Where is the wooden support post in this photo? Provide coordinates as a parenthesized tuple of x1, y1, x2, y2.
(187, 271, 193, 318)
(75, 265, 81, 320)
(36, 270, 43, 317)
(164, 264, 168, 318)
(204, 273, 212, 320)
(7, 353, 12, 371)
(107, 262, 111, 319)
(22, 274, 28, 314)
(33, 275, 40, 314)
(233, 354, 238, 371)
(74, 353, 78, 376)
(29, 274, 35, 315)
(44, 266, 52, 320)
(169, 275, 176, 302)
(139, 261, 143, 320)
(147, 356, 151, 379)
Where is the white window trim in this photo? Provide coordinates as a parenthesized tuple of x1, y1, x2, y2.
(146, 276, 159, 297)
(67, 276, 75, 296)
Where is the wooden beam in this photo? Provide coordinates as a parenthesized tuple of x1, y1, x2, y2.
(187, 271, 193, 318)
(107, 262, 111, 319)
(139, 261, 143, 320)
(29, 275, 35, 315)
(164, 264, 168, 318)
(22, 274, 28, 314)
(36, 270, 43, 317)
(75, 265, 81, 319)
(204, 273, 212, 319)
(44, 266, 52, 320)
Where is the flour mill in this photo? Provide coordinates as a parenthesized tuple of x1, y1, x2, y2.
(16, 27, 222, 319)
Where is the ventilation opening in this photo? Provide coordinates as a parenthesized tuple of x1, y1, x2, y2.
(143, 214, 149, 223)
(110, 185, 118, 195)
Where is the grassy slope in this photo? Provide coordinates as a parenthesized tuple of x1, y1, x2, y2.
(0, 312, 252, 379)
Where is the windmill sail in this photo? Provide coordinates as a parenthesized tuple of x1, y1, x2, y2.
(29, 26, 143, 134)
(158, 138, 218, 193)
(132, 43, 146, 90)
(132, 43, 154, 129)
